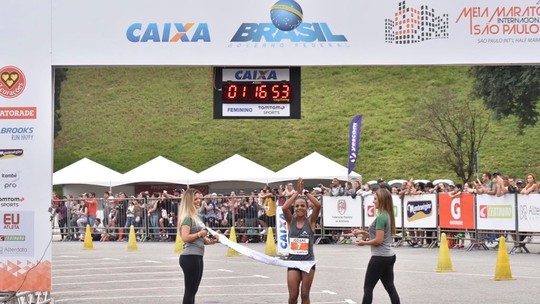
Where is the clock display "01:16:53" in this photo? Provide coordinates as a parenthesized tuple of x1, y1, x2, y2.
(222, 82, 291, 102)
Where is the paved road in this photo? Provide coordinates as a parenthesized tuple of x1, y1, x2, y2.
(51, 239, 540, 303)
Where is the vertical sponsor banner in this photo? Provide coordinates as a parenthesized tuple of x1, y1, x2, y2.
(438, 193, 475, 229)
(0, 0, 52, 291)
(322, 196, 362, 227)
(476, 194, 515, 230)
(516, 194, 540, 233)
(275, 204, 289, 256)
(363, 194, 401, 228)
(348, 115, 362, 175)
(403, 194, 437, 228)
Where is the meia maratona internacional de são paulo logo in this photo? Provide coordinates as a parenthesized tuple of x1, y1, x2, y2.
(384, 1, 540, 45)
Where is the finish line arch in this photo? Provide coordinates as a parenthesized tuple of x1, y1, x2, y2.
(2, 0, 539, 293)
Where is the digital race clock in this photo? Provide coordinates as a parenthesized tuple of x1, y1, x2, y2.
(222, 82, 291, 102)
(213, 67, 301, 119)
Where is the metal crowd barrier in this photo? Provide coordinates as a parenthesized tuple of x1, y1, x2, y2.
(49, 192, 540, 253)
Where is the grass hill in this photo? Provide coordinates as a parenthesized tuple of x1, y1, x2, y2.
(53, 66, 540, 184)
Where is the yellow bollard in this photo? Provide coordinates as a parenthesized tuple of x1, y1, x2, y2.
(82, 224, 94, 250)
(494, 237, 513, 280)
(127, 225, 138, 252)
(436, 233, 453, 272)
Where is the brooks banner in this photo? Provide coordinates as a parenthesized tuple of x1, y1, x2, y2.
(206, 227, 315, 273)
(348, 115, 363, 175)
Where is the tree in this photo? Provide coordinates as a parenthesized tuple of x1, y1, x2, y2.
(470, 66, 540, 132)
(53, 68, 68, 138)
(413, 90, 490, 184)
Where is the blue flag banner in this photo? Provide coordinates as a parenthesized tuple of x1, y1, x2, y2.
(348, 115, 363, 175)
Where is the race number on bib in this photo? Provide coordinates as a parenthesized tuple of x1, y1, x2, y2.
(289, 237, 309, 255)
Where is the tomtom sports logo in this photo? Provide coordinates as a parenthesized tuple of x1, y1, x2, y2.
(0, 149, 23, 160)
(230, 0, 348, 47)
(0, 197, 24, 208)
(0, 66, 26, 99)
(479, 205, 513, 218)
(385, 1, 449, 44)
(337, 199, 347, 215)
(0, 107, 37, 119)
(1, 127, 34, 141)
(126, 23, 210, 42)
(406, 200, 432, 221)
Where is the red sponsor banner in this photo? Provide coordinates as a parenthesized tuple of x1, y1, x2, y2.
(0, 107, 37, 119)
(438, 193, 475, 229)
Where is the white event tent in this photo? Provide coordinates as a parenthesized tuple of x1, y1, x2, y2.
(271, 152, 362, 187)
(52, 157, 132, 197)
(193, 154, 275, 193)
(114, 155, 198, 186)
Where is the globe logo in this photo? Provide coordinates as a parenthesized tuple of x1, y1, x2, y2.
(270, 0, 303, 31)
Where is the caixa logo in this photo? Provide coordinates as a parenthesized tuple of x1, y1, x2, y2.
(126, 23, 211, 42)
(233, 70, 279, 80)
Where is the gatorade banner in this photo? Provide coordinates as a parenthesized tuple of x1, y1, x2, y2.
(438, 193, 475, 229)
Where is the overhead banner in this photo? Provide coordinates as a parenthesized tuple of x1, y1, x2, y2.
(51, 0, 540, 66)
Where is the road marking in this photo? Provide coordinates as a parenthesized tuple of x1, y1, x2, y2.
(322, 290, 337, 295)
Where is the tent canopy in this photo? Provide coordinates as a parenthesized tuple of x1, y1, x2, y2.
(272, 152, 361, 183)
(53, 157, 123, 186)
(193, 154, 274, 184)
(114, 155, 198, 186)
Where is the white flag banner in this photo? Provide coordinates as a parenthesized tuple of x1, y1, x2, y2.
(206, 227, 316, 273)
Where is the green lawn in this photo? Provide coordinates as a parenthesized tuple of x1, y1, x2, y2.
(53, 66, 540, 183)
